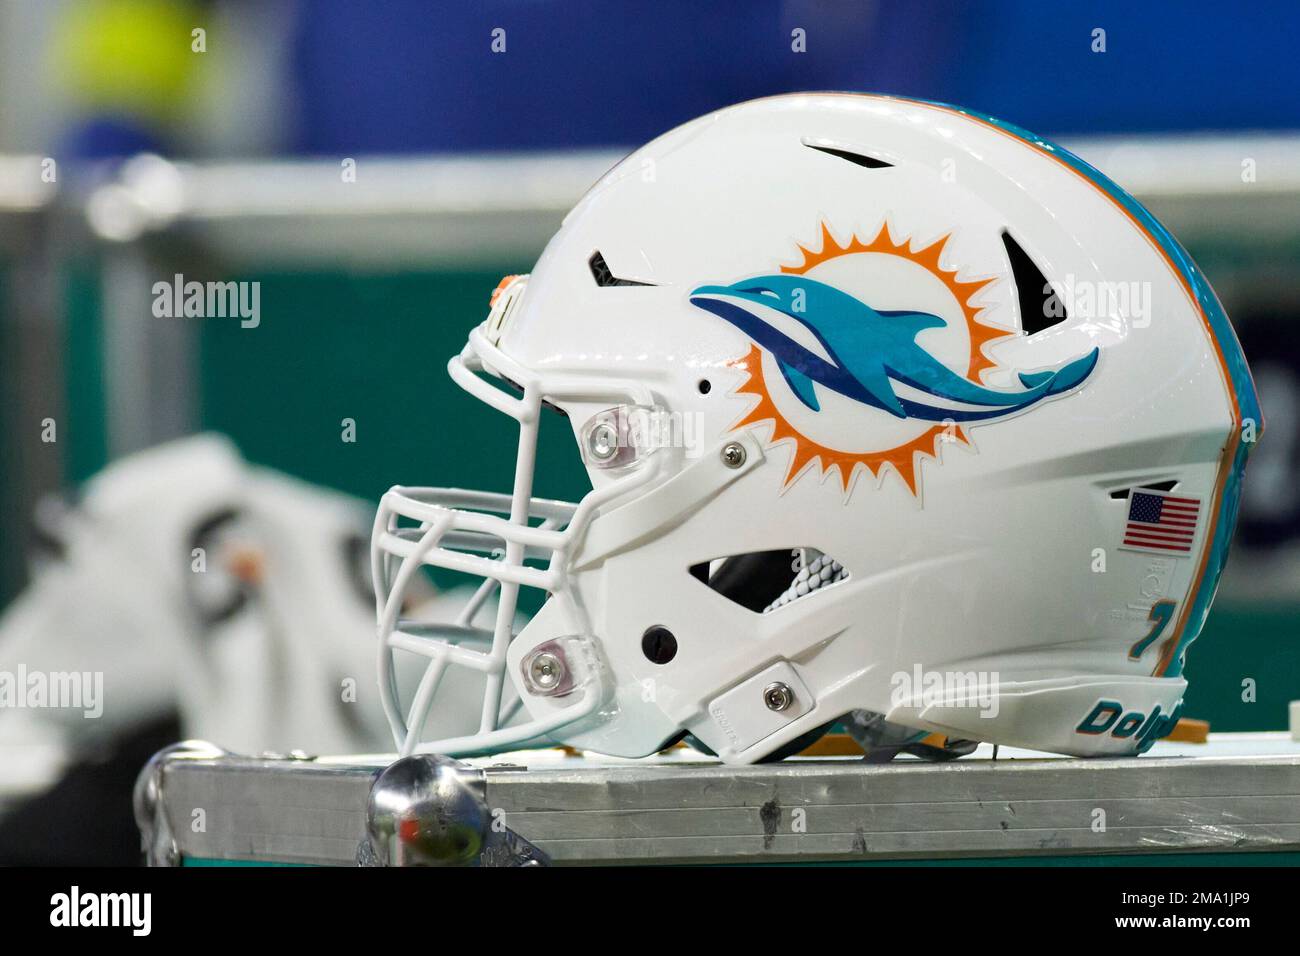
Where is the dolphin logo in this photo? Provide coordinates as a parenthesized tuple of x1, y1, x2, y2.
(690, 274, 1097, 423)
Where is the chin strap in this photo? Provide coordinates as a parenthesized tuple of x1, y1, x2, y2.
(864, 735, 980, 764)
(845, 709, 980, 764)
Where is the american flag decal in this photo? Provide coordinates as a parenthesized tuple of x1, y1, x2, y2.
(1119, 489, 1202, 555)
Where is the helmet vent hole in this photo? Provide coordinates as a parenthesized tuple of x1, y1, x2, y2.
(803, 142, 893, 169)
(589, 250, 655, 288)
(1110, 479, 1179, 500)
(641, 626, 678, 664)
(697, 379, 712, 394)
(1001, 230, 1068, 336)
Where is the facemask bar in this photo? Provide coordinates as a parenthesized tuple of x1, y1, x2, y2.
(372, 326, 666, 757)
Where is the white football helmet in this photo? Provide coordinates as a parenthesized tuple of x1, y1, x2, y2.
(373, 93, 1260, 763)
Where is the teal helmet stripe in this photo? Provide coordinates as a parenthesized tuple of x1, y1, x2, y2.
(902, 96, 1261, 678)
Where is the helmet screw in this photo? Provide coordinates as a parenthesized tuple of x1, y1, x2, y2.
(721, 442, 747, 469)
(527, 651, 565, 692)
(588, 422, 620, 462)
(763, 681, 794, 712)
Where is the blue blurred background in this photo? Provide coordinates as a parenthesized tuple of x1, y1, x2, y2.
(7, 0, 1297, 160)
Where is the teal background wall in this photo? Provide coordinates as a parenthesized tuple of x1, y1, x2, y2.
(196, 268, 591, 507)
(62, 260, 106, 484)
(1183, 605, 1298, 732)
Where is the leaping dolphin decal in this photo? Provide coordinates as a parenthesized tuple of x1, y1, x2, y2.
(690, 274, 1098, 423)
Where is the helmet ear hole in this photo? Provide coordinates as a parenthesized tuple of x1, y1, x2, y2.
(697, 379, 712, 395)
(641, 626, 678, 664)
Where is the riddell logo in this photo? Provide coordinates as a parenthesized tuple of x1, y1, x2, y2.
(708, 701, 743, 749)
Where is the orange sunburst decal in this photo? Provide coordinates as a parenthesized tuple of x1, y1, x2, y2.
(724, 221, 1013, 496)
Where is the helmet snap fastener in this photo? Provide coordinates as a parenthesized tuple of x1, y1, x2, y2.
(721, 442, 747, 468)
(587, 422, 620, 462)
(763, 681, 794, 712)
(525, 651, 566, 693)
